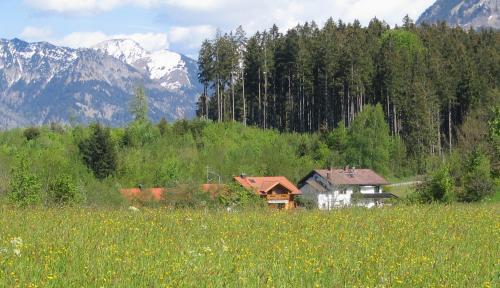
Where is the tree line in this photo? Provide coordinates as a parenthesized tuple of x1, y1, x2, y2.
(196, 17, 499, 164)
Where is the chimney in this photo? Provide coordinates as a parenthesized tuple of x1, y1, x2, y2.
(240, 173, 247, 179)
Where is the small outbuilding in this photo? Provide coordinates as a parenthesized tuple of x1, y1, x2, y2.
(234, 175, 301, 209)
(120, 187, 166, 201)
(298, 167, 396, 209)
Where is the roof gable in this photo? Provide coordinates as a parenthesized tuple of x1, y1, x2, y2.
(234, 176, 300, 194)
(304, 169, 389, 186)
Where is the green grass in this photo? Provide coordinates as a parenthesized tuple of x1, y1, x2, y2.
(0, 205, 498, 287)
(483, 189, 500, 203)
(384, 185, 416, 199)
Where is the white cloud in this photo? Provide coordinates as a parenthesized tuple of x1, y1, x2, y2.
(20, 26, 53, 40)
(24, 0, 221, 14)
(24, 0, 434, 25)
(168, 25, 216, 49)
(25, 0, 123, 14)
(23, 0, 436, 55)
(117, 32, 169, 51)
(55, 32, 169, 51)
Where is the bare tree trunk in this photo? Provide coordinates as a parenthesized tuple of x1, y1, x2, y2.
(325, 72, 328, 129)
(264, 44, 268, 129)
(258, 68, 261, 127)
(285, 68, 293, 128)
(288, 69, 291, 131)
(231, 72, 235, 122)
(302, 75, 305, 131)
(393, 104, 397, 136)
(298, 77, 302, 131)
(341, 83, 345, 125)
(217, 77, 221, 122)
(242, 69, 246, 126)
(448, 100, 452, 151)
(264, 70, 267, 129)
(273, 79, 276, 129)
(437, 110, 441, 156)
(347, 86, 351, 126)
(204, 84, 208, 118)
(386, 90, 392, 135)
(222, 87, 225, 121)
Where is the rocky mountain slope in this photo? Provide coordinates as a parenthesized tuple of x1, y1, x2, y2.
(0, 38, 201, 128)
(417, 0, 500, 29)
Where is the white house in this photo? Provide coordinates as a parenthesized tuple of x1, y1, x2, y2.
(298, 167, 396, 209)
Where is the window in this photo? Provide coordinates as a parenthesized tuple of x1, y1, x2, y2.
(375, 186, 380, 193)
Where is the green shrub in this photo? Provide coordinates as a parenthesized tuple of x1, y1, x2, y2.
(50, 122, 65, 133)
(162, 185, 216, 209)
(216, 183, 266, 209)
(172, 120, 190, 136)
(457, 151, 494, 202)
(78, 124, 118, 180)
(123, 121, 160, 147)
(23, 127, 41, 141)
(157, 117, 169, 136)
(295, 195, 317, 209)
(415, 164, 454, 203)
(48, 175, 84, 205)
(8, 155, 43, 206)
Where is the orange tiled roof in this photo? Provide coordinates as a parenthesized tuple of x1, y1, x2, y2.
(201, 184, 227, 197)
(120, 188, 165, 201)
(234, 176, 301, 195)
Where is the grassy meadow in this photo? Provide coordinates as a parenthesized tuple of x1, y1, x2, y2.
(0, 204, 498, 287)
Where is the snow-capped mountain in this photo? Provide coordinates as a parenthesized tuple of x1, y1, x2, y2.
(93, 39, 193, 91)
(0, 38, 201, 128)
(417, 0, 500, 29)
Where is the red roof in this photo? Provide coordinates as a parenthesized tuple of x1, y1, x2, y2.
(234, 176, 301, 194)
(313, 169, 389, 186)
(201, 184, 227, 197)
(120, 188, 165, 201)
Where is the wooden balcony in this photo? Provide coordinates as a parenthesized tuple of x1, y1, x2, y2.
(266, 194, 290, 201)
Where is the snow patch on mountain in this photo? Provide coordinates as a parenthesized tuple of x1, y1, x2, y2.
(93, 39, 148, 65)
(417, 0, 500, 29)
(93, 39, 187, 84)
(0, 38, 202, 128)
(147, 50, 182, 80)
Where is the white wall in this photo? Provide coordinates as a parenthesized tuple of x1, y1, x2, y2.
(317, 189, 353, 210)
(317, 186, 383, 210)
(360, 186, 381, 194)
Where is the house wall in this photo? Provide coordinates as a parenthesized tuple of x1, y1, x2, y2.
(317, 189, 354, 210)
(299, 183, 319, 199)
(303, 186, 383, 210)
(360, 186, 382, 194)
(299, 173, 385, 210)
(266, 187, 297, 210)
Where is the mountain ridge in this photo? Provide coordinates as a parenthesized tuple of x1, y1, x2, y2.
(417, 0, 500, 29)
(0, 38, 201, 129)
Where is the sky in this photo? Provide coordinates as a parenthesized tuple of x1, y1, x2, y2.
(0, 0, 435, 58)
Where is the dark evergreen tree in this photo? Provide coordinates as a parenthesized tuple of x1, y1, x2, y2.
(197, 18, 499, 171)
(78, 124, 117, 179)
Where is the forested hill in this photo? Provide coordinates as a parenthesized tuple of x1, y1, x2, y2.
(196, 18, 499, 160)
